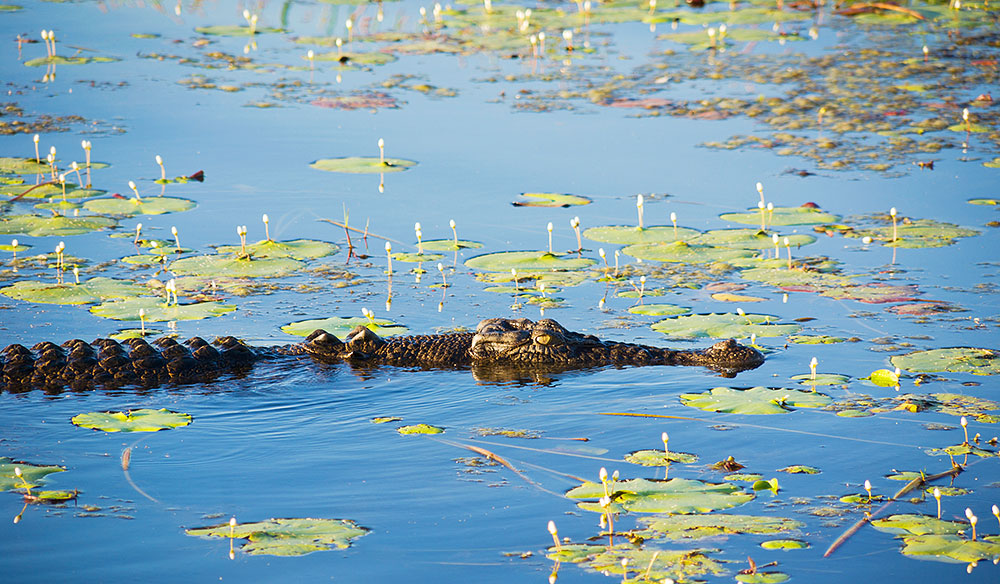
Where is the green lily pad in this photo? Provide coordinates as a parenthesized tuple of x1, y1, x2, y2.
(512, 192, 592, 207)
(651, 312, 801, 339)
(871, 514, 966, 536)
(397, 423, 444, 435)
(83, 196, 196, 216)
(25, 489, 78, 503)
(736, 572, 790, 584)
(0, 242, 30, 253)
(186, 517, 368, 556)
(623, 241, 755, 264)
(624, 449, 698, 466)
(680, 386, 832, 415)
(393, 252, 445, 263)
(636, 513, 804, 540)
(739, 266, 857, 288)
(420, 239, 483, 251)
(215, 239, 339, 260)
(790, 373, 850, 386)
(1, 182, 104, 200)
(969, 198, 1000, 206)
(310, 157, 416, 174)
(1, 277, 147, 305)
(311, 51, 396, 66)
(627, 303, 690, 316)
(0, 157, 50, 174)
(110, 328, 162, 340)
(720, 205, 840, 226)
(71, 408, 192, 432)
(753, 478, 781, 491)
(371, 416, 402, 424)
(925, 443, 999, 459)
(692, 228, 816, 250)
(90, 297, 236, 322)
(281, 316, 408, 338)
(548, 544, 727, 582)
(567, 477, 754, 514)
(0, 214, 116, 236)
(465, 251, 595, 272)
(169, 255, 303, 278)
(845, 219, 979, 248)
(583, 225, 700, 244)
(23, 55, 118, 67)
(34, 201, 81, 212)
(194, 25, 285, 36)
(869, 368, 901, 387)
(761, 539, 809, 550)
(0, 457, 65, 492)
(820, 283, 920, 303)
(891, 348, 1000, 375)
(725, 473, 765, 482)
(788, 335, 847, 344)
(777, 465, 820, 474)
(898, 534, 1000, 564)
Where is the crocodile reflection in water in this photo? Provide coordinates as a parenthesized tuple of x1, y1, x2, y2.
(0, 317, 765, 391)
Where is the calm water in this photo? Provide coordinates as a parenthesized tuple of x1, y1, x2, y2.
(2, 0, 999, 581)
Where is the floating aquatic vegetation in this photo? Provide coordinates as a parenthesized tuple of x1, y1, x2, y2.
(627, 303, 690, 316)
(819, 283, 921, 303)
(635, 513, 804, 541)
(625, 449, 698, 466)
(280, 316, 408, 338)
(194, 25, 285, 36)
(1, 277, 147, 305)
(83, 196, 196, 216)
(624, 241, 755, 264)
(738, 266, 857, 289)
(584, 225, 700, 244)
(392, 252, 444, 263)
(721, 205, 840, 227)
(1, 182, 103, 200)
(371, 416, 402, 424)
(397, 423, 444, 435)
(868, 368, 902, 387)
(891, 348, 1000, 375)
(309, 50, 396, 67)
(71, 408, 192, 432)
(711, 292, 767, 303)
(567, 477, 754, 514)
(23, 55, 118, 67)
(680, 387, 832, 415)
(465, 250, 595, 272)
(761, 539, 809, 550)
(90, 296, 237, 322)
(0, 457, 64, 492)
(310, 156, 416, 173)
(790, 373, 850, 386)
(511, 192, 591, 207)
(548, 544, 728, 582)
(842, 217, 979, 248)
(215, 239, 339, 260)
(421, 238, 483, 251)
(777, 465, 821, 475)
(651, 312, 801, 339)
(787, 335, 847, 344)
(186, 517, 368, 556)
(692, 228, 817, 250)
(170, 254, 303, 278)
(0, 213, 116, 236)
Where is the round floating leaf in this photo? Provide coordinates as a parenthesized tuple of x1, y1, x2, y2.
(170, 255, 303, 278)
(869, 368, 901, 387)
(512, 192, 592, 207)
(1, 277, 147, 305)
(761, 539, 808, 550)
(194, 25, 285, 36)
(777, 465, 820, 474)
(549, 544, 727, 582)
(71, 408, 192, 432)
(2, 182, 104, 199)
(397, 423, 444, 435)
(636, 514, 803, 540)
(725, 473, 764, 482)
(720, 205, 840, 226)
(25, 490, 78, 503)
(624, 449, 698, 466)
(891, 348, 1000, 375)
(651, 312, 801, 339)
(311, 50, 396, 66)
(465, 250, 596, 272)
(583, 225, 700, 244)
(628, 303, 690, 316)
(34, 201, 82, 212)
(680, 386, 832, 415)
(0, 157, 50, 174)
(90, 297, 236, 322)
(692, 228, 816, 250)
(83, 196, 196, 216)
(310, 157, 416, 174)
(898, 534, 1000, 564)
(969, 198, 1000, 206)
(736, 572, 790, 583)
(790, 373, 850, 386)
(819, 283, 920, 303)
(281, 316, 407, 338)
(846, 219, 979, 248)
(215, 239, 339, 260)
(712, 292, 767, 303)
(23, 55, 118, 66)
(420, 239, 483, 251)
(788, 335, 847, 344)
(739, 267, 857, 288)
(0, 457, 65, 492)
(623, 241, 755, 264)
(567, 477, 754, 514)
(371, 416, 402, 424)
(110, 328, 162, 340)
(187, 518, 368, 556)
(0, 214, 116, 236)
(872, 515, 967, 536)
(393, 252, 445, 263)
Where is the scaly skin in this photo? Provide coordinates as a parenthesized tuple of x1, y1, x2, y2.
(1, 318, 764, 391)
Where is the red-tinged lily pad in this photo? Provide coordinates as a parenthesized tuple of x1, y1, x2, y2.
(311, 93, 400, 111)
(512, 192, 592, 207)
(886, 302, 960, 316)
(819, 283, 920, 304)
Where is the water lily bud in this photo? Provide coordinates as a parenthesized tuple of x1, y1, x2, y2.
(670, 212, 677, 223)
(783, 237, 790, 246)
(636, 194, 643, 207)
(450, 219, 456, 229)
(890, 207, 897, 217)
(599, 467, 608, 482)
(437, 263, 444, 273)
(262, 214, 269, 224)
(33, 134, 39, 144)
(155, 155, 163, 166)
(933, 487, 941, 499)
(758, 200, 765, 210)
(599, 248, 605, 259)
(14, 467, 22, 477)
(385, 241, 392, 252)
(547, 520, 557, 535)
(966, 507, 974, 520)
(767, 202, 774, 211)
(612, 470, 619, 481)
(547, 222, 553, 232)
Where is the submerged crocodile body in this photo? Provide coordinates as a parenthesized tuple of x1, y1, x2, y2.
(0, 317, 764, 391)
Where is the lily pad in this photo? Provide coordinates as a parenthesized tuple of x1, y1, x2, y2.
(651, 312, 801, 339)
(623, 241, 755, 264)
(0, 214, 116, 236)
(25, 490, 78, 503)
(215, 239, 339, 260)
(777, 465, 820, 474)
(692, 228, 816, 250)
(736, 572, 790, 584)
(2, 182, 103, 199)
(1, 277, 147, 305)
(871, 514, 966, 536)
(720, 205, 840, 226)
(845, 219, 979, 248)
(169, 255, 303, 278)
(680, 386, 832, 415)
(624, 449, 698, 466)
(636, 513, 804, 540)
(739, 266, 857, 288)
(627, 303, 690, 316)
(23, 55, 118, 67)
(397, 423, 444, 435)
(869, 368, 901, 387)
(393, 252, 445, 263)
(583, 225, 700, 244)
(420, 239, 483, 251)
(194, 25, 285, 36)
(891, 348, 1000, 375)
(311, 51, 396, 66)
(71, 408, 192, 432)
(281, 316, 408, 338)
(898, 534, 1000, 564)
(310, 157, 416, 174)
(0, 457, 65, 492)
(567, 477, 754, 514)
(0, 157, 51, 174)
(548, 544, 727, 582)
(90, 297, 236, 322)
(83, 196, 196, 216)
(512, 192, 592, 207)
(761, 539, 809, 550)
(790, 373, 850, 386)
(788, 335, 847, 344)
(186, 517, 368, 556)
(465, 251, 595, 272)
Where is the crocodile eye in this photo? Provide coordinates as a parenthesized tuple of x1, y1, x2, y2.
(534, 333, 552, 345)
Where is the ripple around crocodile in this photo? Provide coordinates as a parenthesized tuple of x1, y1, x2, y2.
(0, 317, 764, 391)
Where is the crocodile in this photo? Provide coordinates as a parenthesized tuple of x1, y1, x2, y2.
(0, 317, 764, 391)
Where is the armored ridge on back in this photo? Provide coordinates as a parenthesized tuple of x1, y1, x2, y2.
(0, 317, 765, 391)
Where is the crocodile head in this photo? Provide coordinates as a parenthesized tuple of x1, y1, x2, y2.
(468, 318, 604, 363)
